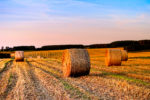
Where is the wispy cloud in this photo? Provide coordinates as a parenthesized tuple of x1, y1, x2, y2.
(0, 0, 109, 22)
(108, 13, 150, 26)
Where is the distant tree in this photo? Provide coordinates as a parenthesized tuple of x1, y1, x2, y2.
(1, 46, 4, 51)
(13, 46, 36, 51)
(0, 53, 10, 58)
(110, 40, 139, 47)
(5, 46, 10, 51)
(138, 40, 150, 45)
(40, 45, 84, 50)
(85, 44, 108, 48)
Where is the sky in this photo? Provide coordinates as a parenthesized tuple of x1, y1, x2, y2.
(0, 0, 150, 47)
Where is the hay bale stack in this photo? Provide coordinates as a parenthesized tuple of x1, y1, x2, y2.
(62, 49, 90, 77)
(121, 50, 128, 61)
(105, 49, 122, 66)
(15, 51, 24, 62)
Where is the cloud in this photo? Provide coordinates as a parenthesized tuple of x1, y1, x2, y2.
(0, 0, 54, 21)
(109, 13, 150, 27)
(0, 0, 107, 23)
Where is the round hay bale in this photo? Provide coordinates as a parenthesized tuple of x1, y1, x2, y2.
(121, 50, 128, 61)
(62, 49, 90, 77)
(15, 51, 24, 62)
(105, 49, 122, 66)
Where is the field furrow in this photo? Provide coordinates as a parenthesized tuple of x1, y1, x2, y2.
(5, 61, 53, 100)
(0, 60, 15, 100)
(29, 60, 94, 100)
(33, 59, 150, 100)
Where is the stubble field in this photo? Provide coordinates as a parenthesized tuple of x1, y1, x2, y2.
(0, 48, 150, 100)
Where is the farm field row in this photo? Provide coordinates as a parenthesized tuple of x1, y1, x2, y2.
(0, 48, 150, 100)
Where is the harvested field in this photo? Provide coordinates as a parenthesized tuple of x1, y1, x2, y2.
(0, 48, 150, 100)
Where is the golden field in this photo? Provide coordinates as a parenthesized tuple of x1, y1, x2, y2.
(0, 48, 150, 100)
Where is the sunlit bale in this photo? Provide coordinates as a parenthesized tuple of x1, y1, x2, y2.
(62, 49, 91, 77)
(121, 50, 128, 61)
(105, 49, 122, 66)
(15, 51, 24, 62)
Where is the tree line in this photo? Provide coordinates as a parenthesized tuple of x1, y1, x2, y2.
(1, 40, 150, 52)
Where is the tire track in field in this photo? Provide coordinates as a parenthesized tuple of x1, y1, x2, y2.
(34, 60, 103, 99)
(31, 60, 98, 100)
(35, 60, 107, 99)
(6, 62, 36, 100)
(0, 60, 15, 100)
(34, 60, 118, 99)
(0, 60, 13, 80)
(26, 61, 56, 100)
(0, 72, 18, 100)
(37, 59, 150, 100)
(27, 61, 69, 100)
(8, 61, 54, 100)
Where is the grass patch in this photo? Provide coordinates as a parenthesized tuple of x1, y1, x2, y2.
(7, 73, 17, 86)
(60, 80, 90, 99)
(0, 59, 13, 74)
(130, 56, 150, 59)
(142, 70, 150, 74)
(109, 74, 150, 86)
(8, 73, 14, 85)
(91, 68, 150, 87)
(1, 72, 17, 99)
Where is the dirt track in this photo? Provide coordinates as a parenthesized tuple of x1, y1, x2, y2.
(0, 59, 150, 100)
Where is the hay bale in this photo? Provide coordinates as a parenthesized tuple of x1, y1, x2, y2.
(15, 51, 24, 62)
(105, 49, 122, 66)
(121, 50, 128, 61)
(62, 49, 90, 77)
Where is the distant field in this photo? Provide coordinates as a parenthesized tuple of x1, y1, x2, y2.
(0, 48, 150, 100)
